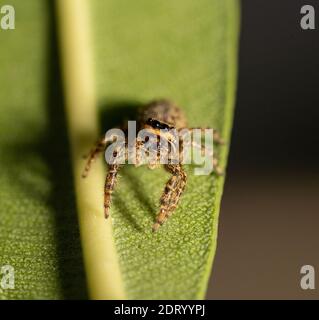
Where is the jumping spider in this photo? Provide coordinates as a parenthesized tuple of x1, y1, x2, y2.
(82, 99, 224, 232)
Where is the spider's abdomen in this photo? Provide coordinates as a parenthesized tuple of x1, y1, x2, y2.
(139, 99, 187, 129)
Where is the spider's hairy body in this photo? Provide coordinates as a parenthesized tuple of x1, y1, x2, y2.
(82, 99, 224, 232)
(136, 100, 186, 171)
(139, 99, 187, 130)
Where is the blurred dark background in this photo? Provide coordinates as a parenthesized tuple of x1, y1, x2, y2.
(208, 0, 319, 299)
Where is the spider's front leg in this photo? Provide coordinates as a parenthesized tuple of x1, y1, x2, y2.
(104, 163, 122, 219)
(152, 164, 187, 232)
(103, 141, 128, 218)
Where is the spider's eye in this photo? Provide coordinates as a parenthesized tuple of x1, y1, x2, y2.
(147, 118, 170, 130)
(153, 121, 163, 129)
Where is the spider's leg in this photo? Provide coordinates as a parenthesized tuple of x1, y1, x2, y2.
(185, 127, 225, 145)
(213, 129, 224, 145)
(164, 167, 187, 219)
(135, 139, 144, 166)
(104, 163, 122, 219)
(82, 136, 108, 178)
(212, 156, 224, 176)
(191, 141, 224, 176)
(152, 164, 187, 232)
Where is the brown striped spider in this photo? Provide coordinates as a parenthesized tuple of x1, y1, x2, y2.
(82, 99, 224, 232)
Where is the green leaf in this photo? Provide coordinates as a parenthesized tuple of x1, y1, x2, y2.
(0, 0, 239, 299)
(0, 0, 87, 299)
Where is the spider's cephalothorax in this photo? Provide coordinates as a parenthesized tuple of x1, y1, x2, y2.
(139, 99, 187, 129)
(82, 99, 224, 232)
